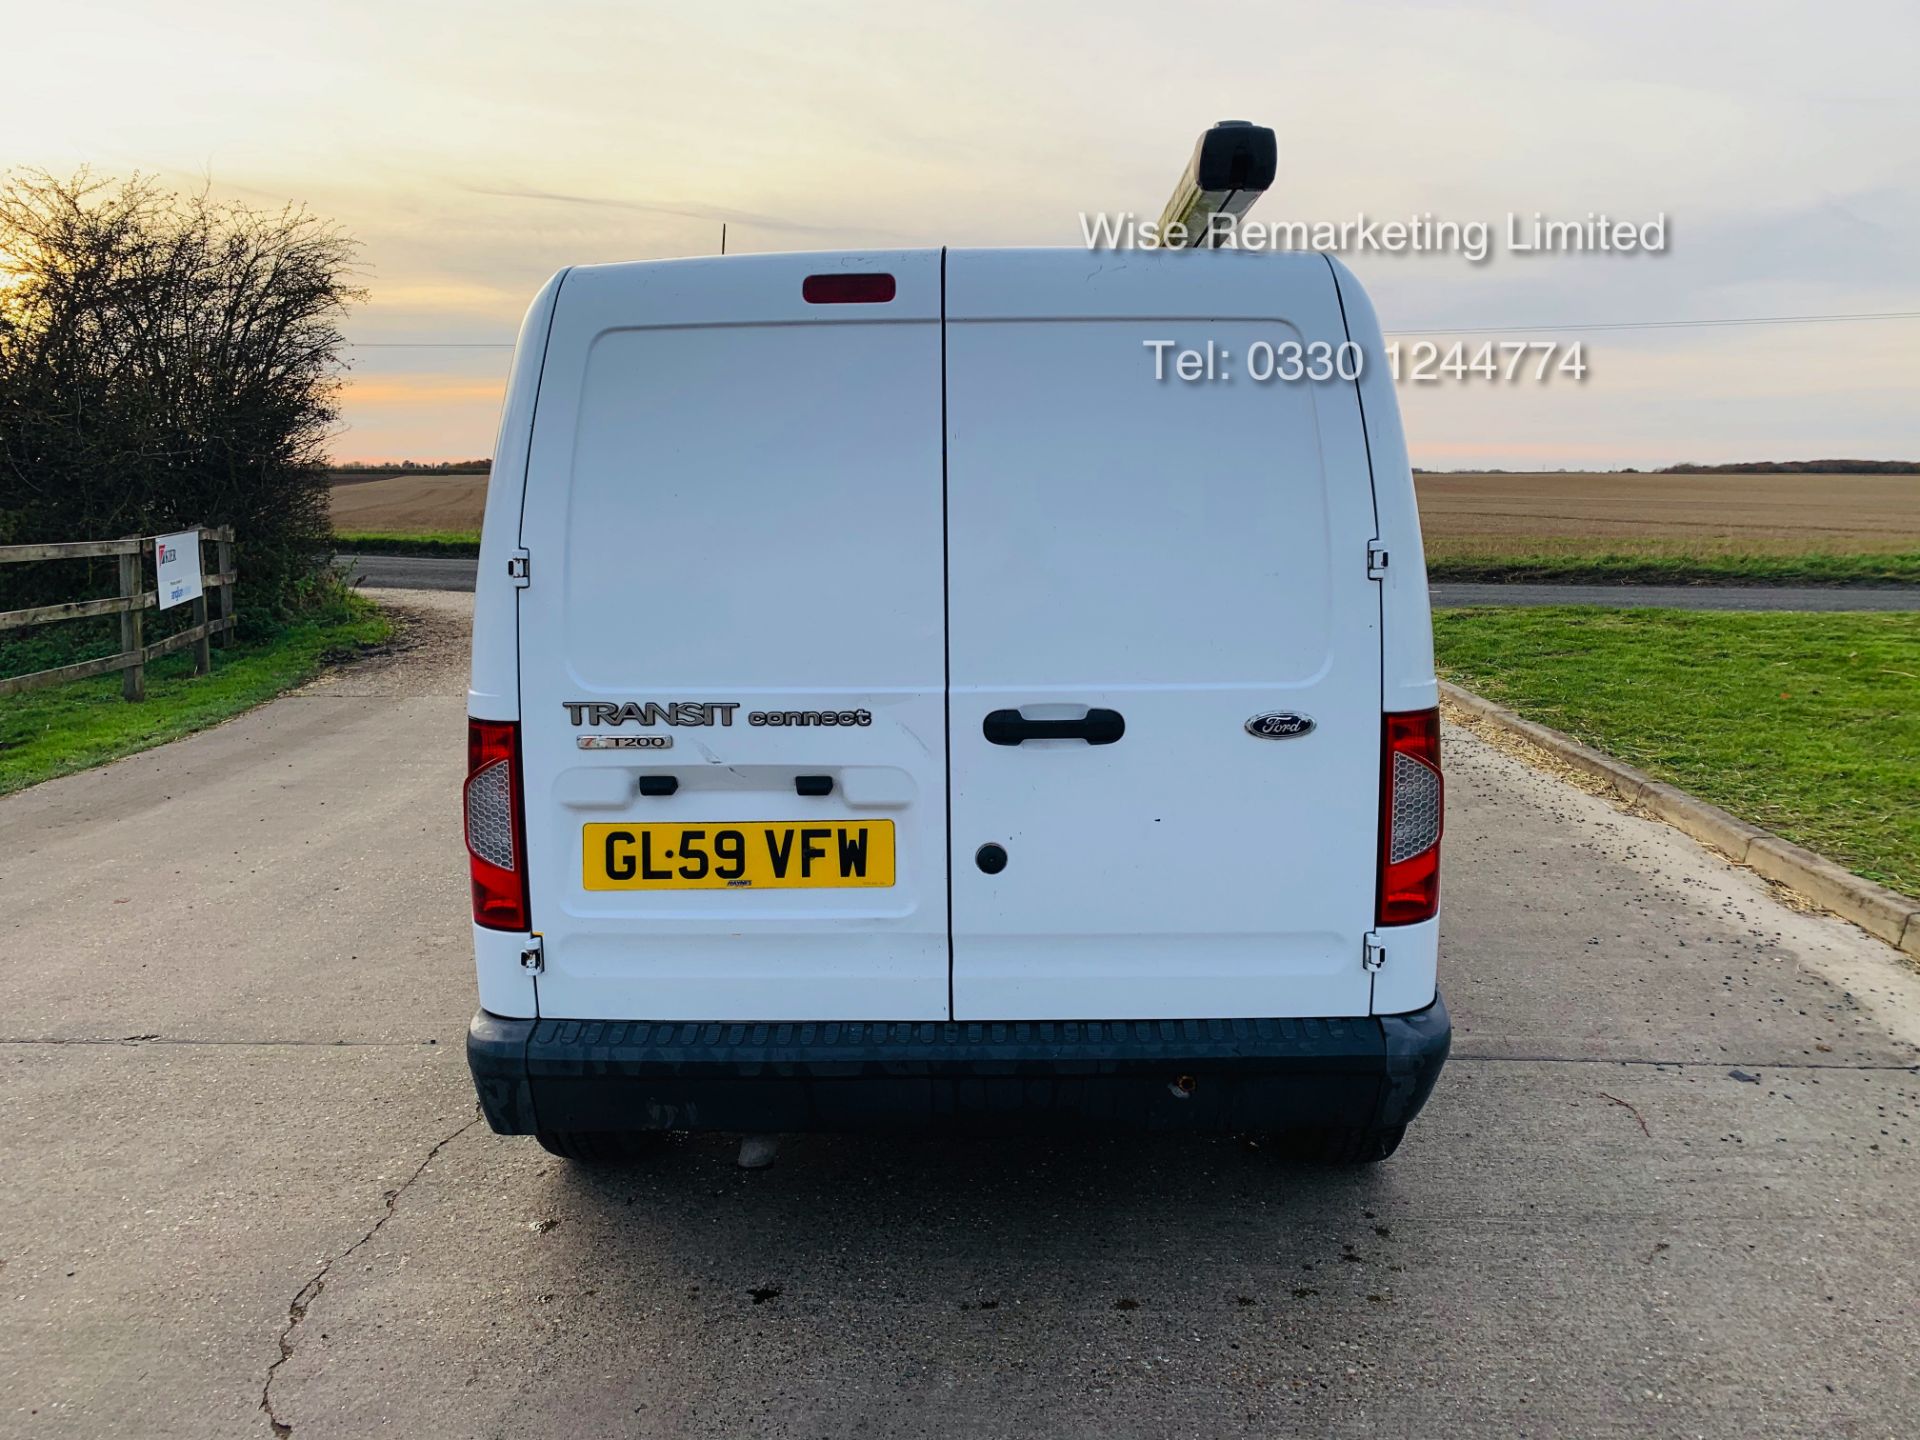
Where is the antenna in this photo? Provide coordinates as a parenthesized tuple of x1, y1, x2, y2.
(1156, 121, 1277, 249)
(720, 223, 728, 255)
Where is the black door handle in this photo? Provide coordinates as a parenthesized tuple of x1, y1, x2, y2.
(983, 708, 1125, 746)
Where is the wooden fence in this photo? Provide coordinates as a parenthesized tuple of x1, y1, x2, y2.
(0, 527, 236, 701)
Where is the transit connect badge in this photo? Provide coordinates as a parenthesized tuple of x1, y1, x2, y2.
(1244, 712, 1315, 739)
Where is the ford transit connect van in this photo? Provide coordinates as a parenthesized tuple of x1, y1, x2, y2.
(464, 242, 1449, 1163)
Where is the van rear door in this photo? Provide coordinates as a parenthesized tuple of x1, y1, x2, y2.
(944, 249, 1381, 1021)
(515, 252, 949, 1022)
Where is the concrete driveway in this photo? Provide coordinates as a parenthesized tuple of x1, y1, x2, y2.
(3, 590, 1917, 1438)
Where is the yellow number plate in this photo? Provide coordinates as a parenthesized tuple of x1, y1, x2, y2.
(583, 821, 896, 890)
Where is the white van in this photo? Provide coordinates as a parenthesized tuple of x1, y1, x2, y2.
(464, 244, 1448, 1163)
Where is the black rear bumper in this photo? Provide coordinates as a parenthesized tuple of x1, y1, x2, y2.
(467, 995, 1450, 1137)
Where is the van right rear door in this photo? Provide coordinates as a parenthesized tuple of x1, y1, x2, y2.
(944, 248, 1382, 1021)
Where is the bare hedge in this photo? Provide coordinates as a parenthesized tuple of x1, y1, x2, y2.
(0, 170, 363, 616)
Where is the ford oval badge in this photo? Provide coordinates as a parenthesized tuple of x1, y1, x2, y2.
(1245, 711, 1315, 739)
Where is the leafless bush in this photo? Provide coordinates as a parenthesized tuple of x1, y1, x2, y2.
(0, 170, 364, 613)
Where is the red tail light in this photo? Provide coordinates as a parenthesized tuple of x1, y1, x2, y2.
(465, 718, 529, 930)
(1378, 707, 1443, 926)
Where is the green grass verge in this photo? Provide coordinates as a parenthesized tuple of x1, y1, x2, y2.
(334, 532, 480, 557)
(0, 595, 394, 797)
(1433, 607, 1920, 900)
(1425, 550, 1920, 586)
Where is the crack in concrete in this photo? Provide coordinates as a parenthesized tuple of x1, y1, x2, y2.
(1451, 1053, 1917, 1071)
(1597, 1091, 1653, 1136)
(259, 1111, 481, 1436)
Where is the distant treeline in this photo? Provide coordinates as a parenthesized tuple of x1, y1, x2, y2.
(328, 459, 491, 474)
(1413, 460, 1918, 475)
(1655, 460, 1919, 474)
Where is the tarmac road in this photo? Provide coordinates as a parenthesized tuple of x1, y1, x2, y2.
(337, 553, 1920, 610)
(3, 589, 1918, 1438)
(339, 552, 480, 591)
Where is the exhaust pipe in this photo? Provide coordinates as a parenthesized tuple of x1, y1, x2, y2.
(1156, 120, 1277, 249)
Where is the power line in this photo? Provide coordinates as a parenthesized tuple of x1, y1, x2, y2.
(339, 306, 1920, 349)
(1390, 309, 1920, 337)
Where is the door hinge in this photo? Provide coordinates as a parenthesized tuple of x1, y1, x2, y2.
(519, 936, 544, 974)
(1367, 542, 1390, 581)
(508, 549, 531, 587)
(1362, 932, 1386, 972)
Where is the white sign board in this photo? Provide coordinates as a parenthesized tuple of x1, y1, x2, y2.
(154, 531, 203, 611)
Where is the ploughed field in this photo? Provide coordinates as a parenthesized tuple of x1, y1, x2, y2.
(331, 469, 1920, 561)
(329, 468, 489, 535)
(1416, 471, 1920, 561)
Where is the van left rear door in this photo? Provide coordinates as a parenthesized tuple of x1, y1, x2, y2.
(514, 252, 949, 1022)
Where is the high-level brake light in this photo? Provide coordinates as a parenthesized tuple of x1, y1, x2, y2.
(466, 718, 530, 930)
(802, 273, 896, 304)
(1378, 708, 1443, 926)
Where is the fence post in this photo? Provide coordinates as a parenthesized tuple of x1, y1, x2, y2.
(215, 526, 234, 649)
(190, 527, 212, 676)
(118, 549, 146, 702)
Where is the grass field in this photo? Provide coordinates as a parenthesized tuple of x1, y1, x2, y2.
(0, 596, 392, 796)
(1433, 607, 1920, 900)
(330, 469, 1920, 581)
(1421, 546, 1920, 585)
(335, 530, 481, 556)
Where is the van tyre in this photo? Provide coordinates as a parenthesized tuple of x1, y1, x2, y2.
(1267, 1124, 1405, 1165)
(534, 1130, 664, 1164)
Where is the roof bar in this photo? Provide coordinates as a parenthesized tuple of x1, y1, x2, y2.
(1156, 120, 1278, 249)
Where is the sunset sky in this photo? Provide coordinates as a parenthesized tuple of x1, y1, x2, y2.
(6, 0, 1917, 468)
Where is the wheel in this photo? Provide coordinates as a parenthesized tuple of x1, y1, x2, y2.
(533, 1129, 664, 1164)
(1263, 1124, 1405, 1164)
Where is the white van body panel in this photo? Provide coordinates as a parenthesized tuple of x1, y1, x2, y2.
(470, 269, 566, 723)
(1326, 256, 1437, 719)
(512, 252, 949, 1021)
(466, 272, 567, 1020)
(944, 249, 1380, 1020)
(472, 924, 535, 1018)
(1326, 256, 1439, 1012)
(1368, 915, 1437, 1014)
